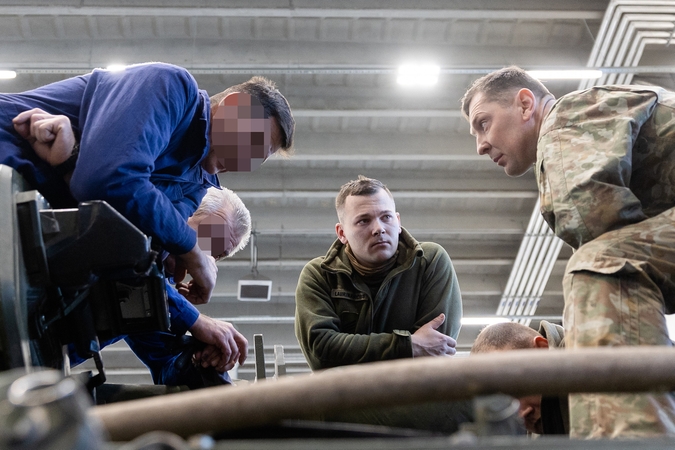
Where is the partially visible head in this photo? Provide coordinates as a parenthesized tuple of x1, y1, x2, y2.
(460, 66, 553, 177)
(471, 322, 549, 434)
(335, 176, 401, 268)
(188, 187, 251, 260)
(471, 321, 546, 353)
(204, 76, 295, 174)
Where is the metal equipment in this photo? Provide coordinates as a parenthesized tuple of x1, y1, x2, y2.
(0, 164, 169, 391)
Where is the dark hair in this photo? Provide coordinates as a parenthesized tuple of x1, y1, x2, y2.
(211, 76, 295, 156)
(335, 175, 393, 222)
(460, 66, 552, 119)
(471, 322, 541, 354)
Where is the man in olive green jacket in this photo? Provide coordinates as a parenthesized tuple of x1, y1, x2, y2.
(295, 175, 462, 371)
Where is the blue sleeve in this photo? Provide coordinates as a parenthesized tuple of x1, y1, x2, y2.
(69, 65, 200, 255)
(166, 281, 200, 335)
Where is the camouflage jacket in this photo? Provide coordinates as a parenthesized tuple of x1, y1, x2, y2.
(536, 86, 675, 250)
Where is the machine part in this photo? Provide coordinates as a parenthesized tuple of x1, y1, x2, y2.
(87, 263, 169, 341)
(92, 346, 675, 441)
(0, 368, 105, 449)
(254, 334, 265, 381)
(41, 201, 156, 287)
(472, 394, 525, 436)
(273, 345, 286, 378)
(15, 191, 50, 287)
(0, 166, 36, 371)
(114, 431, 190, 450)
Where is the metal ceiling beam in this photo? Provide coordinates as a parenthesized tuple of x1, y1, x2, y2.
(282, 154, 484, 161)
(10, 65, 675, 75)
(235, 190, 537, 199)
(218, 258, 515, 268)
(293, 109, 463, 118)
(249, 228, 524, 236)
(0, 6, 605, 20)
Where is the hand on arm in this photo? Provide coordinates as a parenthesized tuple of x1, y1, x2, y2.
(173, 243, 217, 304)
(13, 108, 77, 166)
(188, 314, 248, 372)
(411, 313, 457, 357)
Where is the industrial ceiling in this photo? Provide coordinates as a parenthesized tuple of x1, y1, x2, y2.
(2, 0, 674, 381)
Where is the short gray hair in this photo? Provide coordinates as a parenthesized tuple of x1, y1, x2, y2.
(191, 187, 251, 257)
(471, 322, 541, 354)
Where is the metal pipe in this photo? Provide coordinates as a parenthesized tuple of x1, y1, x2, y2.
(498, 202, 541, 315)
(91, 347, 675, 441)
(508, 218, 549, 316)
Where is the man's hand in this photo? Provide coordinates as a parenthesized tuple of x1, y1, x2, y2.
(13, 108, 76, 166)
(174, 243, 217, 304)
(411, 313, 457, 357)
(189, 314, 248, 372)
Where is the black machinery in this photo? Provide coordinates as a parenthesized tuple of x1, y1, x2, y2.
(0, 164, 169, 391)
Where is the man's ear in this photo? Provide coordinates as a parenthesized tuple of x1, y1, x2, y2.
(220, 91, 244, 107)
(335, 223, 348, 244)
(516, 88, 536, 120)
(533, 335, 549, 349)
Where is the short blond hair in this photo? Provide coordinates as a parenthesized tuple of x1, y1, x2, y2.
(335, 175, 394, 222)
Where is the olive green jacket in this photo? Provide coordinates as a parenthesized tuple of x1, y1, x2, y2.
(295, 227, 462, 371)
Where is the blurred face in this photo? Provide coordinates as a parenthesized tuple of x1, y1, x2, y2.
(203, 92, 281, 174)
(518, 394, 544, 434)
(468, 91, 537, 177)
(336, 189, 401, 268)
(190, 210, 238, 261)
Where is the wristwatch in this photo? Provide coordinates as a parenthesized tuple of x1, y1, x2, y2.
(53, 143, 79, 177)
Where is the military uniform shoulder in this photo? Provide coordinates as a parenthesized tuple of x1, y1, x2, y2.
(558, 85, 664, 104)
(543, 85, 664, 132)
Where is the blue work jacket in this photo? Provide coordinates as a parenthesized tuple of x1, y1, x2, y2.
(0, 62, 219, 332)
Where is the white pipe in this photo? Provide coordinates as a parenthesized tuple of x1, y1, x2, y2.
(497, 201, 541, 315)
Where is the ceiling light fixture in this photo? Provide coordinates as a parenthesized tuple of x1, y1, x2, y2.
(0, 70, 16, 79)
(106, 64, 127, 72)
(527, 69, 603, 80)
(461, 317, 511, 326)
(397, 64, 440, 87)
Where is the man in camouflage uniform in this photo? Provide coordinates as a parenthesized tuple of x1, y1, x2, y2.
(461, 66, 675, 438)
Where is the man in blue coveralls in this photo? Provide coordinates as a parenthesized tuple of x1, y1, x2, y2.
(0, 62, 295, 386)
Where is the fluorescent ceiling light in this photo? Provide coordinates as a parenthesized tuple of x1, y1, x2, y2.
(527, 69, 602, 80)
(461, 317, 511, 326)
(667, 315, 675, 340)
(0, 70, 17, 79)
(107, 64, 127, 72)
(397, 64, 440, 87)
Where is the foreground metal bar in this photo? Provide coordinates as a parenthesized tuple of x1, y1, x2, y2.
(91, 347, 675, 441)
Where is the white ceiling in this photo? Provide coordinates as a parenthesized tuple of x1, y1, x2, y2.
(3, 0, 674, 380)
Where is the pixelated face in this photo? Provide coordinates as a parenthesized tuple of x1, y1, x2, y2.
(335, 189, 401, 268)
(196, 211, 238, 261)
(468, 91, 537, 177)
(203, 92, 274, 174)
(518, 394, 543, 434)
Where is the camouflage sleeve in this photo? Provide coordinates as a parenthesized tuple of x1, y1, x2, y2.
(536, 87, 657, 249)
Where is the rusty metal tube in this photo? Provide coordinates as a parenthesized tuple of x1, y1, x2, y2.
(90, 347, 675, 441)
